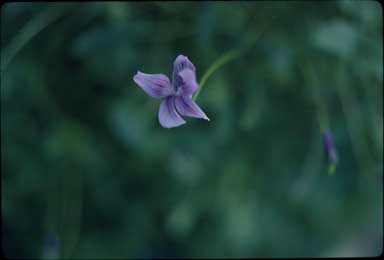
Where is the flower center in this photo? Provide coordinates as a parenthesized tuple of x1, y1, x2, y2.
(175, 86, 183, 96)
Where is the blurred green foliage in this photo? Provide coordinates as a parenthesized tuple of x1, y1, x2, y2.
(1, 1, 382, 258)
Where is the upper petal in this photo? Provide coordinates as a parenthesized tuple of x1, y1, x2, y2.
(133, 71, 174, 98)
(173, 55, 196, 74)
(172, 55, 196, 86)
(174, 95, 209, 121)
(158, 96, 186, 128)
(178, 68, 200, 95)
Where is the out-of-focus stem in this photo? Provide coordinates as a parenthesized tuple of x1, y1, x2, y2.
(60, 165, 83, 259)
(335, 59, 374, 175)
(1, 4, 72, 70)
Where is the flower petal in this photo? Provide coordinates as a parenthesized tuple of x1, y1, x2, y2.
(172, 55, 196, 87)
(178, 68, 199, 95)
(174, 95, 209, 121)
(323, 128, 339, 164)
(158, 96, 186, 128)
(173, 55, 196, 75)
(133, 71, 174, 98)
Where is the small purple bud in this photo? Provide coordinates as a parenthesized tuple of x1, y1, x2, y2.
(322, 128, 339, 165)
(42, 231, 59, 259)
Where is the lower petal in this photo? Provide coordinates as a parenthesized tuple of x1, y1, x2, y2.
(158, 97, 186, 128)
(174, 96, 210, 121)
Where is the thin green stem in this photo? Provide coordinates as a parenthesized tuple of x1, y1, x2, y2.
(301, 58, 337, 175)
(301, 59, 329, 131)
(192, 9, 282, 101)
(193, 49, 242, 101)
(60, 164, 83, 259)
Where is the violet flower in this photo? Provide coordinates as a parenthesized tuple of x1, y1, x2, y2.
(133, 55, 209, 128)
(322, 128, 339, 166)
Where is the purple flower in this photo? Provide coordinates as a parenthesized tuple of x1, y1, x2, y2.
(322, 128, 338, 165)
(133, 55, 209, 128)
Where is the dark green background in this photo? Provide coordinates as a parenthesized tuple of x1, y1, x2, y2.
(1, 1, 382, 258)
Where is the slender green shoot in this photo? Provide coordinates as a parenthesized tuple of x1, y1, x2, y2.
(1, 5, 71, 71)
(193, 9, 282, 101)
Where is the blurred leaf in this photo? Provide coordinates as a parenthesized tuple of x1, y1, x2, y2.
(312, 19, 360, 57)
